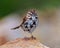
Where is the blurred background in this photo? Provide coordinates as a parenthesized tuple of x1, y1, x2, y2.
(0, 0, 60, 48)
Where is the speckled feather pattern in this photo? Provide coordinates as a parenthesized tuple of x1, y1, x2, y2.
(21, 11, 39, 33)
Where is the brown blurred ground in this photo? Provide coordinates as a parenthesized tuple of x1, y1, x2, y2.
(0, 38, 49, 48)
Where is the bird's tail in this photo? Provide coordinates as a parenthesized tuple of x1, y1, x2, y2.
(11, 25, 21, 30)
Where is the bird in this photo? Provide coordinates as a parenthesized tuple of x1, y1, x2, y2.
(11, 9, 39, 39)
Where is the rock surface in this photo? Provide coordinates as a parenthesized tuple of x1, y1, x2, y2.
(0, 38, 49, 48)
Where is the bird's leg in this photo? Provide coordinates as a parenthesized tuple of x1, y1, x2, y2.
(23, 31, 30, 40)
(30, 32, 36, 39)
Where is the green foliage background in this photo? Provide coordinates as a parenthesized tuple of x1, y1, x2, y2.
(0, 0, 60, 19)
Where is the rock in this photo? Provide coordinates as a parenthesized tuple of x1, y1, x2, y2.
(0, 38, 49, 48)
(0, 36, 7, 45)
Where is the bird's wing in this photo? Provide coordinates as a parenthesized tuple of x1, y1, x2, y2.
(21, 16, 27, 24)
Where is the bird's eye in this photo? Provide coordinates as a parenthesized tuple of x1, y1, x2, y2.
(35, 17, 38, 19)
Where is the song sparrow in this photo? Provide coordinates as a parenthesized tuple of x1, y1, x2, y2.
(11, 9, 39, 39)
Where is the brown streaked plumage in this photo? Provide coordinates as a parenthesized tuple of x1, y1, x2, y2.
(11, 9, 39, 39)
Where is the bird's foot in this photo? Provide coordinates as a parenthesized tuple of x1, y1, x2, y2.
(30, 36, 36, 40)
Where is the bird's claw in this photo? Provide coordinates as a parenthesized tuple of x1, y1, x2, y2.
(30, 36, 36, 40)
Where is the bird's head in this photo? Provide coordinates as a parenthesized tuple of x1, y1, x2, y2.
(27, 9, 37, 16)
